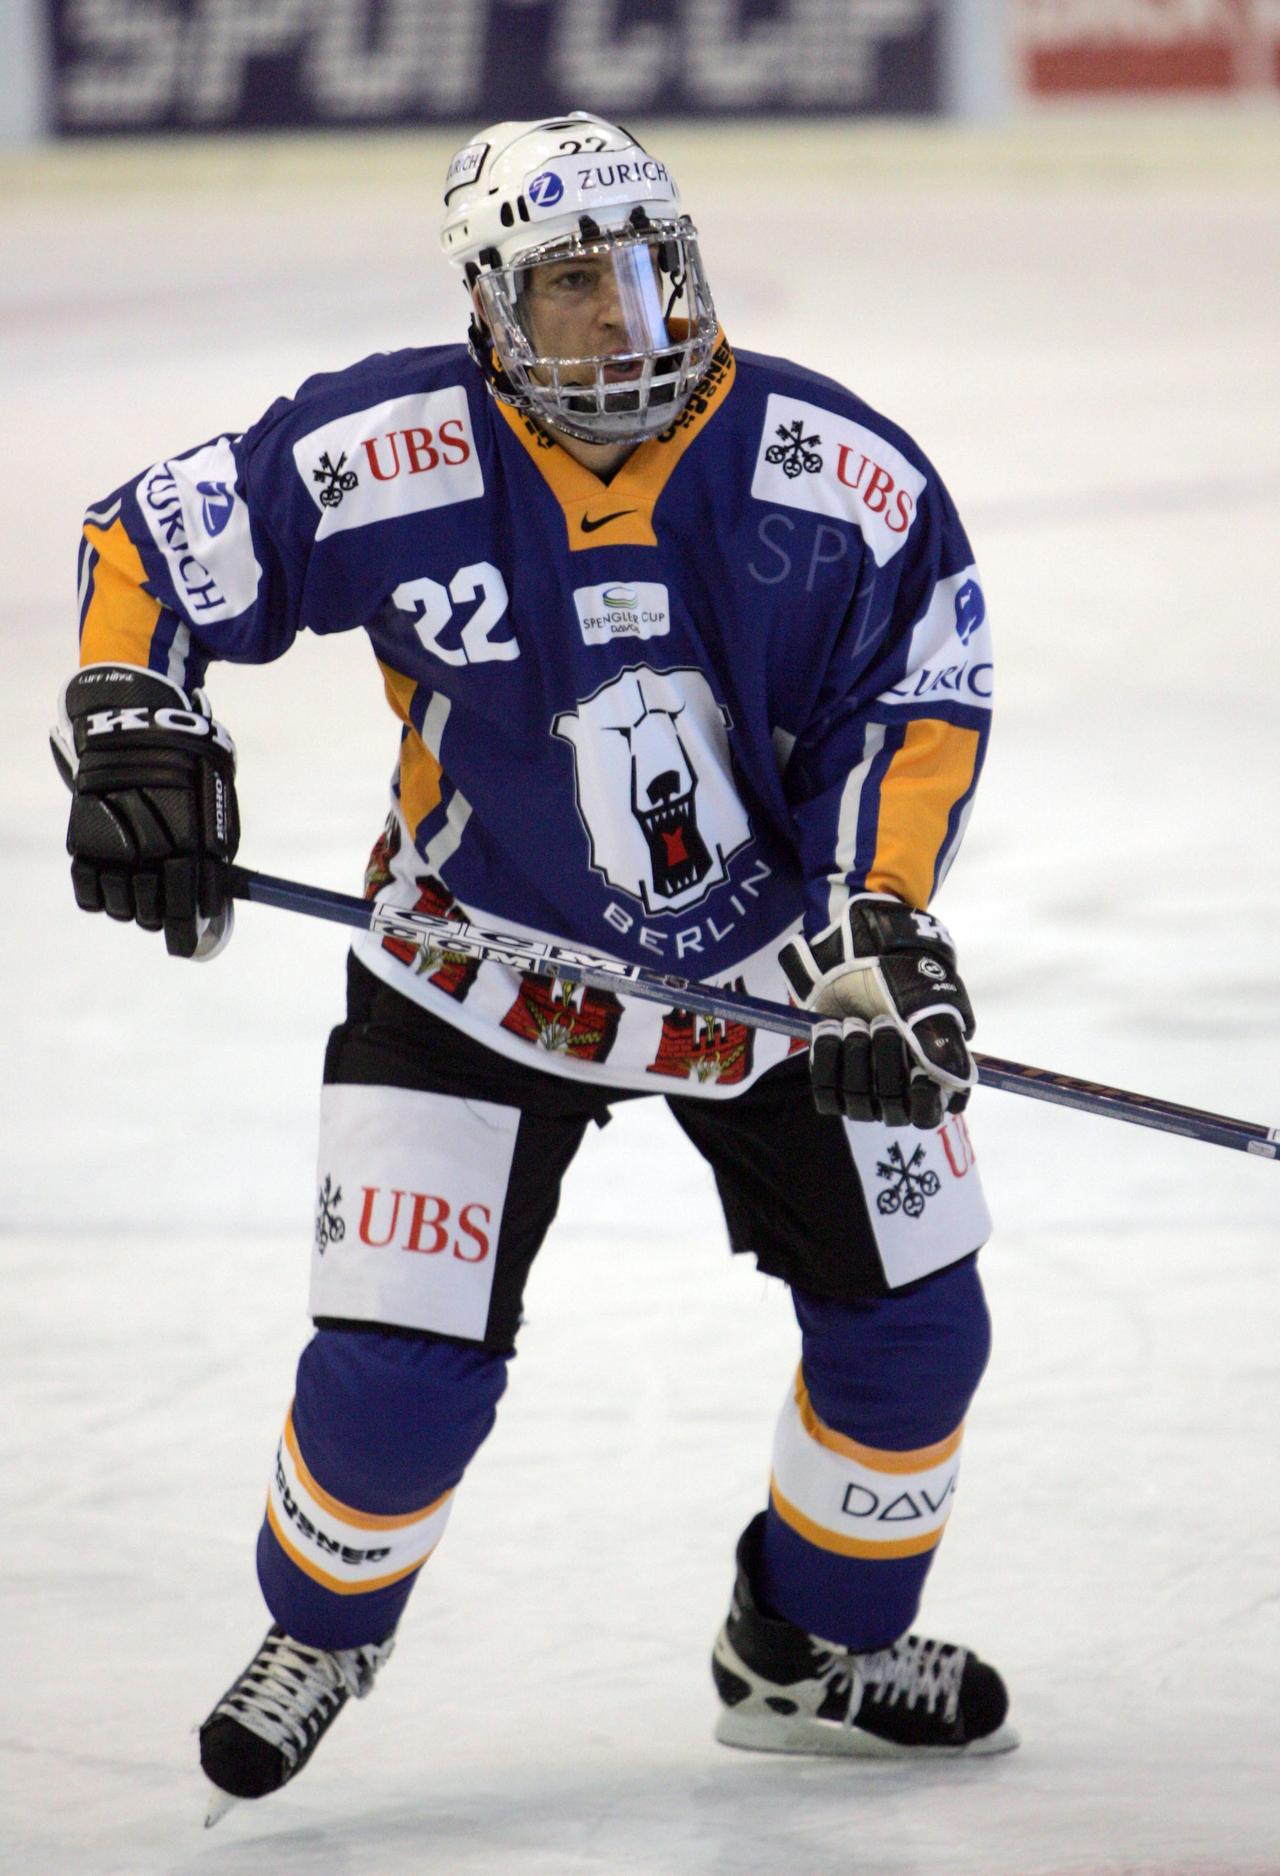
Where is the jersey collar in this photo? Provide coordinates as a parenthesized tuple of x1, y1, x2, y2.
(493, 330, 736, 551)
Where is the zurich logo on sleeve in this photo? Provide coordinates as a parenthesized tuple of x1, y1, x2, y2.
(196, 480, 236, 538)
(528, 170, 565, 208)
(954, 579, 985, 644)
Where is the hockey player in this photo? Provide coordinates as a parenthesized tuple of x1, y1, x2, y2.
(53, 114, 1014, 1817)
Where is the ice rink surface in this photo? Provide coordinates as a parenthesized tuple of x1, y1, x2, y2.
(2, 108, 1279, 1875)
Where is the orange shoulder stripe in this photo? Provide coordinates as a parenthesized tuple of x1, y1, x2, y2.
(79, 518, 162, 669)
(865, 718, 981, 908)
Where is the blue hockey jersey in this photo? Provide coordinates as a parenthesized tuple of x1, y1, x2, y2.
(75, 334, 992, 1095)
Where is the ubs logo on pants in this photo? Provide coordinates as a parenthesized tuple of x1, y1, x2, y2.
(553, 665, 753, 915)
(310, 1083, 519, 1341)
(842, 1112, 991, 1290)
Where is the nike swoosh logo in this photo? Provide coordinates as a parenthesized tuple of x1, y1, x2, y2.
(579, 509, 636, 533)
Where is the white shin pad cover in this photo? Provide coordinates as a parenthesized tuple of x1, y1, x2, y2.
(771, 1367, 964, 1561)
(310, 1082, 519, 1339)
(267, 1405, 454, 1595)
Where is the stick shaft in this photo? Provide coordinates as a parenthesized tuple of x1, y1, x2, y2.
(228, 867, 1279, 1161)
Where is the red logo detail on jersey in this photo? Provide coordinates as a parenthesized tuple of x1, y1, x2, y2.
(363, 813, 402, 899)
(500, 975, 623, 1062)
(647, 985, 754, 1085)
(835, 446, 916, 535)
(381, 874, 481, 1002)
(356, 1187, 492, 1263)
(939, 1114, 976, 1179)
(360, 418, 472, 482)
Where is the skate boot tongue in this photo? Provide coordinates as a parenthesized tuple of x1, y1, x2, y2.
(199, 1623, 395, 1809)
(848, 1635, 1005, 1748)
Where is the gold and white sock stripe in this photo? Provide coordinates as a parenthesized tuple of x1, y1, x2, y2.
(266, 1405, 453, 1595)
(770, 1367, 963, 1560)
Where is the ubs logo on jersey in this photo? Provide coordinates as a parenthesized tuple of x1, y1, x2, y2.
(751, 392, 926, 567)
(293, 386, 484, 539)
(764, 419, 823, 479)
(312, 450, 358, 509)
(553, 666, 752, 916)
(360, 422, 472, 482)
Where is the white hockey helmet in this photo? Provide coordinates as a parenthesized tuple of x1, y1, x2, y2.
(440, 112, 718, 445)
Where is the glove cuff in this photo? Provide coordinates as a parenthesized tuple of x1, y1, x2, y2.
(55, 662, 236, 772)
(843, 894, 957, 967)
(52, 663, 183, 784)
(61, 661, 192, 721)
(780, 895, 957, 1007)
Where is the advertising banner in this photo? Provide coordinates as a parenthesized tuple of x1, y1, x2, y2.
(1018, 1, 1280, 95)
(46, 0, 946, 136)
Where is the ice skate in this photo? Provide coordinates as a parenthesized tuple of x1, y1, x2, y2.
(199, 1622, 395, 1823)
(712, 1515, 1018, 1759)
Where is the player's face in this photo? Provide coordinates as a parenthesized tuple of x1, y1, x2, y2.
(520, 245, 665, 385)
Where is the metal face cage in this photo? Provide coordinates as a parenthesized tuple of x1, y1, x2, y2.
(470, 220, 718, 444)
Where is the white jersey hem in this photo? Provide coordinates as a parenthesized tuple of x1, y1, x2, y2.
(349, 912, 806, 1099)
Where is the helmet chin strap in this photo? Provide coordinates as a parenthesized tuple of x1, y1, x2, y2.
(466, 313, 523, 414)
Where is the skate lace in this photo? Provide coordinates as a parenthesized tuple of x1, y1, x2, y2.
(213, 1629, 392, 1764)
(819, 1636, 964, 1726)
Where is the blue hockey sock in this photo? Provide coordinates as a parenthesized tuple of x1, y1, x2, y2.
(759, 1255, 991, 1651)
(256, 1325, 509, 1649)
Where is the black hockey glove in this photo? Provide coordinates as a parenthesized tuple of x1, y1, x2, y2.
(51, 664, 239, 961)
(779, 895, 976, 1129)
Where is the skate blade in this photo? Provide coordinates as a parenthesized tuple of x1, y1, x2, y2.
(204, 1781, 240, 1828)
(715, 1708, 1021, 1759)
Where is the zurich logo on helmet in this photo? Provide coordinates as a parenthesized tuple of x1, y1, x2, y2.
(528, 170, 565, 208)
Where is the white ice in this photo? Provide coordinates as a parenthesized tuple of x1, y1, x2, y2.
(2, 110, 1278, 1876)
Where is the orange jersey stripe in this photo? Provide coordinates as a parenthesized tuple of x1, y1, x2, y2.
(264, 1497, 436, 1595)
(769, 1477, 945, 1561)
(79, 519, 162, 669)
(283, 1408, 450, 1533)
(378, 658, 443, 832)
(792, 1369, 964, 1476)
(865, 718, 982, 908)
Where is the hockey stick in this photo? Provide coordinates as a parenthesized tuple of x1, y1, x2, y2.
(228, 866, 1279, 1162)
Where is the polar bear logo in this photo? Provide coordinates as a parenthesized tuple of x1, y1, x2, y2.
(553, 666, 754, 915)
